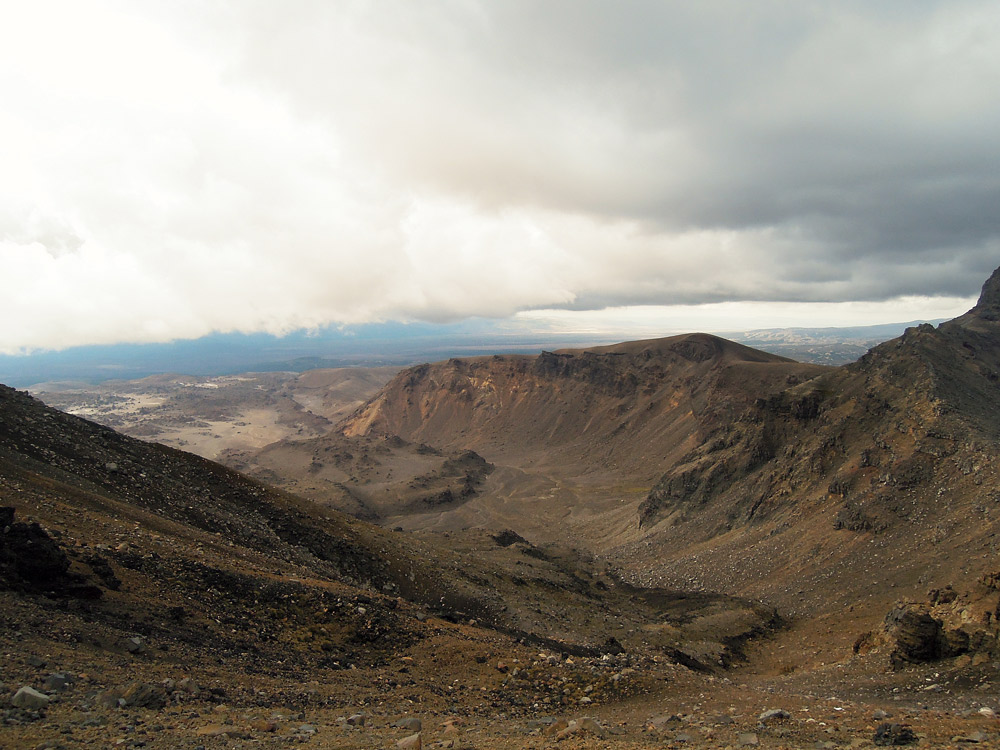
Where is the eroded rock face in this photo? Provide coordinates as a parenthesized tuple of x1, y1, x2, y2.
(973, 266, 1000, 320)
(885, 604, 946, 668)
(881, 601, 979, 669)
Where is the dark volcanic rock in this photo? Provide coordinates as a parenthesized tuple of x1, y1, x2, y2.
(885, 604, 943, 667)
(492, 529, 528, 547)
(973, 266, 1000, 321)
(884, 603, 970, 668)
(0, 507, 101, 598)
(873, 723, 918, 746)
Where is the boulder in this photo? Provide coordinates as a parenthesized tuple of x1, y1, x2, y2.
(886, 605, 943, 667)
(11, 686, 49, 710)
(885, 603, 970, 668)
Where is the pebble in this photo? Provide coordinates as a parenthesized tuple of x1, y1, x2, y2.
(397, 732, 421, 749)
(346, 712, 366, 726)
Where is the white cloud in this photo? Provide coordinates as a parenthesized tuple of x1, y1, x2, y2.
(1, 1, 998, 354)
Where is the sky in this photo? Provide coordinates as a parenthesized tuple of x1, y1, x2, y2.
(2, 0, 999, 355)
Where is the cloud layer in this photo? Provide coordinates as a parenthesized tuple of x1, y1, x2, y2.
(2, 1, 998, 353)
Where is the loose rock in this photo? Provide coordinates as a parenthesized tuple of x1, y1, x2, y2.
(12, 686, 50, 710)
(758, 708, 791, 723)
(873, 723, 918, 746)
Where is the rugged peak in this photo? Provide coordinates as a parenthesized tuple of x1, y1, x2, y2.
(974, 265, 1000, 320)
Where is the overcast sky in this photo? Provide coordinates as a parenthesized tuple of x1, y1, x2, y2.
(2, 0, 998, 354)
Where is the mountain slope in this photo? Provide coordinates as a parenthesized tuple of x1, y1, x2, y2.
(626, 269, 1000, 623)
(341, 333, 828, 489)
(0, 382, 781, 732)
(334, 270, 1000, 647)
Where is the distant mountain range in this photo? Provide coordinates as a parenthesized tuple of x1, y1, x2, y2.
(726, 320, 948, 364)
(1, 318, 944, 387)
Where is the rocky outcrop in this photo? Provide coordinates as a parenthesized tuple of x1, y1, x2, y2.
(0, 507, 101, 598)
(855, 578, 1000, 669)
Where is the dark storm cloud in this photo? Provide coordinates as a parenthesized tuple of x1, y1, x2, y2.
(222, 0, 1000, 302)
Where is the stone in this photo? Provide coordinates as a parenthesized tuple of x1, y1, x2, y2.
(195, 724, 229, 737)
(739, 732, 760, 746)
(42, 673, 73, 692)
(346, 712, 366, 726)
(955, 732, 988, 743)
(885, 605, 944, 668)
(397, 733, 421, 750)
(873, 723, 918, 746)
(646, 714, 682, 731)
(125, 637, 145, 654)
(978, 707, 997, 719)
(873, 710, 891, 721)
(96, 687, 126, 709)
(759, 708, 791, 723)
(394, 717, 422, 731)
(546, 719, 569, 735)
(12, 686, 50, 710)
(121, 682, 167, 709)
(250, 720, 277, 732)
